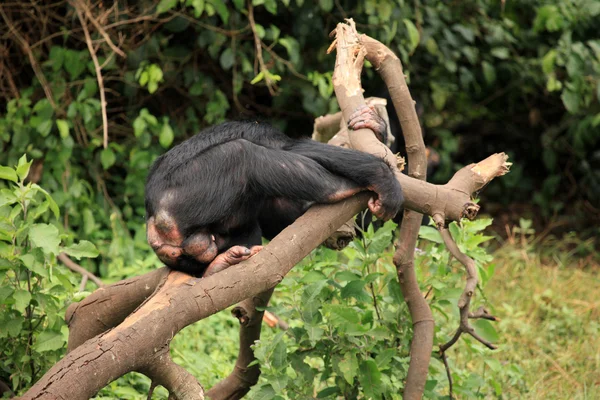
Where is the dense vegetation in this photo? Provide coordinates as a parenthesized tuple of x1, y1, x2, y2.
(1, 0, 599, 398)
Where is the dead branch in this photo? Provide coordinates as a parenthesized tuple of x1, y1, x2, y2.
(248, 2, 276, 95)
(0, 6, 57, 110)
(73, 1, 109, 149)
(76, 0, 126, 58)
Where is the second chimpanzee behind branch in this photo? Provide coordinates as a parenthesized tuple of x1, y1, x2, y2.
(145, 109, 403, 277)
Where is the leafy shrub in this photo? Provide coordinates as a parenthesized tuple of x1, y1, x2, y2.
(0, 157, 98, 394)
(246, 218, 523, 399)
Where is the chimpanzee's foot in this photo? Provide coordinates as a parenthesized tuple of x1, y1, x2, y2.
(347, 104, 387, 143)
(367, 185, 403, 221)
(203, 245, 263, 277)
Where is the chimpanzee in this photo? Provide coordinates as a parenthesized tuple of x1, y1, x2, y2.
(145, 107, 403, 277)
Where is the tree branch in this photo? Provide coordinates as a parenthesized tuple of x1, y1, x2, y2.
(58, 253, 104, 289)
(206, 290, 274, 399)
(330, 19, 434, 399)
(73, 1, 109, 149)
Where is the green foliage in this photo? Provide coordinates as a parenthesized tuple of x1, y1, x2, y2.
(244, 219, 513, 399)
(0, 157, 98, 394)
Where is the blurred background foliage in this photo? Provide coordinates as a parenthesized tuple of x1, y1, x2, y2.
(0, 0, 599, 398)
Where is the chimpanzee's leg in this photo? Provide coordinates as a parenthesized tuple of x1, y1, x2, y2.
(280, 139, 403, 220)
(239, 139, 403, 220)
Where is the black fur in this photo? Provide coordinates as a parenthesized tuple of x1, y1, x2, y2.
(145, 121, 403, 274)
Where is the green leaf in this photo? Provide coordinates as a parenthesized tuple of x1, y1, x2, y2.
(220, 48, 234, 70)
(254, 23, 266, 39)
(100, 147, 116, 170)
(263, 0, 277, 14)
(279, 37, 300, 65)
(375, 348, 397, 370)
(317, 387, 340, 398)
(159, 122, 175, 148)
(419, 226, 443, 243)
(31, 184, 59, 219)
(16, 155, 32, 181)
(13, 289, 32, 313)
(472, 319, 499, 343)
(251, 384, 276, 400)
(251, 71, 265, 85)
(56, 119, 70, 139)
(64, 50, 86, 80)
(491, 47, 510, 59)
(0, 188, 18, 207)
(5, 316, 24, 337)
(157, 0, 179, 14)
(341, 280, 371, 302)
(0, 166, 18, 183)
(358, 359, 382, 400)
(133, 116, 147, 137)
(561, 89, 580, 114)
(403, 19, 420, 53)
(339, 352, 359, 384)
(482, 61, 496, 84)
(327, 304, 360, 324)
(29, 223, 61, 255)
(0, 286, 14, 303)
(148, 81, 158, 94)
(34, 330, 66, 352)
(319, 0, 333, 12)
(542, 50, 557, 74)
(191, 0, 205, 17)
(63, 240, 99, 259)
(271, 336, 287, 369)
(207, 0, 229, 23)
(36, 119, 53, 137)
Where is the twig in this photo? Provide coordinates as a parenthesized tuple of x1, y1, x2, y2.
(0, 6, 57, 110)
(260, 42, 307, 80)
(74, 2, 109, 149)
(248, 2, 276, 95)
(78, 275, 88, 292)
(147, 381, 157, 400)
(440, 351, 453, 399)
(436, 225, 498, 352)
(172, 11, 250, 37)
(58, 253, 104, 288)
(77, 0, 126, 58)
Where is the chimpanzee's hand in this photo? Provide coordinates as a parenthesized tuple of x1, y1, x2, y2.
(203, 245, 263, 277)
(347, 104, 388, 143)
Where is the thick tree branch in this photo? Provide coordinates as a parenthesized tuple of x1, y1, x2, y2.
(206, 290, 274, 399)
(330, 19, 434, 399)
(65, 267, 169, 352)
(142, 352, 205, 400)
